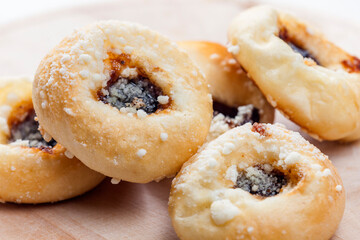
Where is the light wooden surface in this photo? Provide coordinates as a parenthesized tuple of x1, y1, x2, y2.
(0, 0, 359, 239)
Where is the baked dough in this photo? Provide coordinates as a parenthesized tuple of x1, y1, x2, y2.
(178, 41, 274, 141)
(169, 123, 345, 240)
(0, 76, 104, 204)
(33, 21, 212, 183)
(228, 5, 360, 141)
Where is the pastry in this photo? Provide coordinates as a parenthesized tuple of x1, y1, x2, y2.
(179, 41, 274, 141)
(228, 5, 360, 141)
(0, 76, 104, 203)
(33, 21, 213, 183)
(169, 123, 345, 240)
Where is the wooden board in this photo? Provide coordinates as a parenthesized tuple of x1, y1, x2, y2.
(0, 0, 359, 239)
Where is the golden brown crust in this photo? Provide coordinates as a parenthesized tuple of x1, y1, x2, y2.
(169, 123, 345, 240)
(178, 41, 274, 123)
(33, 21, 213, 183)
(178, 41, 274, 142)
(0, 77, 104, 204)
(228, 5, 360, 141)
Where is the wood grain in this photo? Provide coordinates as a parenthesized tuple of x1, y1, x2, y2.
(0, 0, 359, 239)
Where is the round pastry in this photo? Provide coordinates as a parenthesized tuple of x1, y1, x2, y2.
(169, 123, 345, 240)
(178, 41, 274, 141)
(228, 5, 360, 141)
(0, 76, 104, 204)
(33, 21, 212, 183)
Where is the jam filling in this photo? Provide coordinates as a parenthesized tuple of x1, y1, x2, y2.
(213, 101, 260, 128)
(99, 53, 166, 114)
(279, 28, 320, 65)
(9, 109, 56, 149)
(235, 165, 287, 197)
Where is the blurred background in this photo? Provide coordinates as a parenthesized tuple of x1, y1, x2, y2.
(1, 0, 359, 25)
(0, 0, 359, 76)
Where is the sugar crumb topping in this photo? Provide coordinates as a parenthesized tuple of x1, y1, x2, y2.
(118, 37, 126, 44)
(322, 168, 332, 176)
(316, 168, 332, 177)
(228, 59, 237, 65)
(137, 109, 147, 119)
(0, 117, 9, 134)
(41, 102, 47, 109)
(64, 108, 75, 116)
(124, 46, 134, 54)
(227, 45, 240, 54)
(79, 70, 90, 78)
(111, 48, 122, 55)
(157, 95, 169, 105)
(111, 178, 121, 184)
(210, 199, 240, 225)
(206, 114, 230, 142)
(61, 54, 71, 63)
(284, 152, 302, 165)
(207, 157, 218, 168)
(160, 132, 168, 141)
(247, 227, 254, 233)
(6, 93, 19, 103)
(0, 105, 11, 117)
(335, 185, 342, 192)
(225, 165, 238, 184)
(78, 54, 92, 64)
(210, 53, 220, 60)
(137, 148, 147, 158)
(310, 164, 322, 171)
(120, 107, 137, 114)
(222, 142, 235, 155)
(9, 139, 30, 147)
(121, 67, 138, 78)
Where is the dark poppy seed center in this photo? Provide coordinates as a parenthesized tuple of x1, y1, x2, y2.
(235, 165, 287, 197)
(213, 101, 260, 128)
(10, 109, 56, 149)
(279, 27, 320, 65)
(100, 76, 163, 114)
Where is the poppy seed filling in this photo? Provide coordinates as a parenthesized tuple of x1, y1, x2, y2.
(235, 165, 287, 197)
(101, 76, 164, 114)
(10, 110, 56, 148)
(279, 27, 320, 65)
(213, 101, 260, 128)
(286, 42, 319, 64)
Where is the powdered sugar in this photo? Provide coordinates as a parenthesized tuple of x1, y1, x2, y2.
(64, 108, 75, 116)
(137, 109, 147, 119)
(160, 132, 168, 141)
(210, 199, 240, 225)
(222, 142, 235, 155)
(157, 95, 169, 105)
(225, 165, 238, 184)
(227, 45, 240, 54)
(137, 148, 147, 158)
